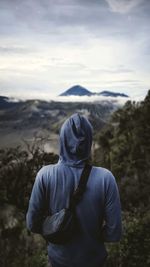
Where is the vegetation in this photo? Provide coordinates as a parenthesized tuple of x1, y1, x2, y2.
(95, 90, 150, 266)
(0, 91, 150, 266)
(0, 141, 58, 267)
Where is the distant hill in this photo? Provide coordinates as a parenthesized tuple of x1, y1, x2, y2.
(60, 85, 129, 98)
(98, 91, 129, 98)
(59, 85, 93, 96)
(0, 96, 20, 109)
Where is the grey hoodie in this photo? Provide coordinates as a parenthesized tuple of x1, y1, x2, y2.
(26, 113, 122, 267)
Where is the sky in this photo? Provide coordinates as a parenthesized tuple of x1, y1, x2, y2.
(0, 0, 150, 100)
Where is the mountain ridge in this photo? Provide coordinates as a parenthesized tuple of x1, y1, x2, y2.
(59, 85, 129, 98)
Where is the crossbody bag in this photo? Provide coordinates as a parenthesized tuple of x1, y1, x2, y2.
(42, 164, 92, 244)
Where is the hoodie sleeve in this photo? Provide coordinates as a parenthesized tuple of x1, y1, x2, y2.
(26, 168, 47, 234)
(102, 171, 122, 242)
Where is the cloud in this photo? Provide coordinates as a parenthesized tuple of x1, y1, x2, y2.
(56, 95, 130, 105)
(89, 66, 133, 75)
(0, 45, 33, 54)
(105, 0, 144, 14)
(0, 0, 127, 39)
(0, 0, 149, 100)
(0, 0, 148, 44)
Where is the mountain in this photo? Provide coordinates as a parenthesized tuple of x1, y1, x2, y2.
(60, 85, 129, 98)
(0, 96, 20, 109)
(59, 85, 93, 96)
(98, 91, 129, 98)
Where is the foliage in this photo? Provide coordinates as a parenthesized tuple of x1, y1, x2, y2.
(0, 144, 58, 211)
(96, 92, 150, 212)
(95, 90, 150, 266)
(0, 143, 58, 267)
(106, 211, 150, 267)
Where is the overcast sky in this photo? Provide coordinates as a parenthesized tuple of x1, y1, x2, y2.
(0, 0, 150, 99)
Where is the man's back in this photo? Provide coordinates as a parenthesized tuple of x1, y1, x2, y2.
(26, 113, 122, 267)
(27, 163, 121, 267)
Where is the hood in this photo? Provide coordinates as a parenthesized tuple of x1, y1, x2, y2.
(59, 113, 93, 167)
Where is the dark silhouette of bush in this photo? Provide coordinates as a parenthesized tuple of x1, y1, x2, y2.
(0, 144, 58, 267)
(96, 91, 150, 212)
(0, 145, 58, 211)
(95, 90, 150, 266)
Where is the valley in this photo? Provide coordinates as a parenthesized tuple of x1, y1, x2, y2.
(0, 97, 123, 153)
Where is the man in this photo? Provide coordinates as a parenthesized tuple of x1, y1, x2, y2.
(26, 113, 122, 267)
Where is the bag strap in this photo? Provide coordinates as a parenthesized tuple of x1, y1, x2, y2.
(69, 164, 92, 210)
